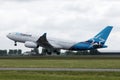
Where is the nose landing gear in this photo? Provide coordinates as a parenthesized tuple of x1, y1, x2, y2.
(14, 41, 17, 46)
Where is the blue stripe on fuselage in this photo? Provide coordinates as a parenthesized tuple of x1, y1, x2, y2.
(70, 42, 91, 50)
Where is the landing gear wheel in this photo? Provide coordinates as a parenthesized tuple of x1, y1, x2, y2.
(14, 41, 17, 46)
(47, 52, 52, 55)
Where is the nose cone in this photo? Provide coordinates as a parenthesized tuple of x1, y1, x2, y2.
(7, 33, 12, 39)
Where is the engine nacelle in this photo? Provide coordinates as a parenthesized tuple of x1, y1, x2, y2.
(25, 41, 38, 48)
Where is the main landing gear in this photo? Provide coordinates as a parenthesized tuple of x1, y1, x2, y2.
(14, 41, 17, 46)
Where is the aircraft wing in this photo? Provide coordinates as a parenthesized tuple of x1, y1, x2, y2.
(36, 33, 53, 48)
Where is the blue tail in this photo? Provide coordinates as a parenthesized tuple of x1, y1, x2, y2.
(70, 26, 113, 50)
(88, 26, 113, 46)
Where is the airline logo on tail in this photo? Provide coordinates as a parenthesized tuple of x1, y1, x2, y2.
(87, 26, 113, 49)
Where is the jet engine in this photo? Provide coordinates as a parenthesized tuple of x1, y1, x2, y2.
(25, 41, 38, 48)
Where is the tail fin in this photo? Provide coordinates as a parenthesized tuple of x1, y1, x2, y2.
(88, 26, 113, 45)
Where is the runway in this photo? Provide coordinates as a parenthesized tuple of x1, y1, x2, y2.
(0, 68, 120, 72)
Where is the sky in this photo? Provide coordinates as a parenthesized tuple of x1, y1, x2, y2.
(0, 0, 120, 52)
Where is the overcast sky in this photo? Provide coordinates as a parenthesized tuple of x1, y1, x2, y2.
(0, 0, 120, 52)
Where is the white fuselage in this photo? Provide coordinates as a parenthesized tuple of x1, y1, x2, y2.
(7, 32, 77, 49)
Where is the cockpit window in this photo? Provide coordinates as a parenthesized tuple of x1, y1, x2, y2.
(15, 33, 20, 35)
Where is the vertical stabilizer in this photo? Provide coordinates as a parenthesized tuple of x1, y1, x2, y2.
(88, 26, 113, 45)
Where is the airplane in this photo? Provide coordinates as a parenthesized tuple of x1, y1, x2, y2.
(7, 26, 113, 54)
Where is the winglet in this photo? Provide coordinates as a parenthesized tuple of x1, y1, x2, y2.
(43, 33, 47, 37)
(37, 33, 53, 48)
(37, 33, 47, 43)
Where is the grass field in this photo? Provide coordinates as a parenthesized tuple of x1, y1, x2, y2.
(0, 58, 119, 68)
(0, 71, 119, 80)
(0, 57, 119, 80)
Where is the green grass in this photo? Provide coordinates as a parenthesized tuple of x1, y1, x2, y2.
(0, 57, 119, 80)
(0, 59, 119, 68)
(0, 71, 119, 80)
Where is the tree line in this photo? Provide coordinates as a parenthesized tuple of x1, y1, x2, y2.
(0, 49, 22, 56)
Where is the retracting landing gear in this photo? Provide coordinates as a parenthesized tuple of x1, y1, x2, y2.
(14, 41, 17, 46)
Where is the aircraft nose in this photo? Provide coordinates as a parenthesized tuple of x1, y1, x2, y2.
(7, 33, 11, 39)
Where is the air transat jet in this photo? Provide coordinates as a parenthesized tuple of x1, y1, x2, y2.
(7, 26, 113, 51)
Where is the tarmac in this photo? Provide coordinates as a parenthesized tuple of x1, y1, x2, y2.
(0, 68, 120, 72)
